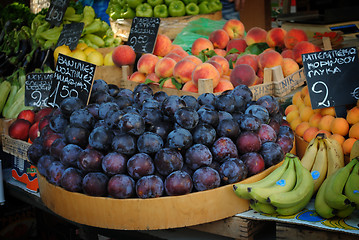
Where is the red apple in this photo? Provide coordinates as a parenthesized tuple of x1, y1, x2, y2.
(8, 119, 31, 141)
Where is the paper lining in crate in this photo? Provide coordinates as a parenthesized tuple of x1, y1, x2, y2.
(271, 66, 306, 98)
(121, 65, 274, 100)
(110, 11, 222, 41)
(38, 161, 283, 230)
(94, 47, 134, 87)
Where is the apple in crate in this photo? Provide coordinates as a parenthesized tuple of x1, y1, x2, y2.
(8, 119, 31, 141)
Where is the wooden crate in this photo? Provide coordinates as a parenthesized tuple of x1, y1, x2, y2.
(276, 222, 359, 240)
(121, 66, 274, 100)
(271, 66, 306, 98)
(94, 48, 134, 87)
(110, 11, 223, 41)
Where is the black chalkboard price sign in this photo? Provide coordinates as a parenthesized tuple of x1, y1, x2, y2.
(25, 73, 53, 107)
(48, 53, 96, 108)
(128, 17, 161, 54)
(302, 47, 359, 113)
(56, 22, 84, 50)
(45, 0, 70, 27)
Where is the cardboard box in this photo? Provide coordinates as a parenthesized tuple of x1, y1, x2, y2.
(37, 162, 283, 231)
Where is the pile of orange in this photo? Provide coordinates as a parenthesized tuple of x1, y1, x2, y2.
(285, 85, 359, 155)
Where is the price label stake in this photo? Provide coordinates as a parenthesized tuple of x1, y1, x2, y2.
(25, 73, 53, 107)
(128, 17, 161, 54)
(48, 53, 96, 108)
(45, 0, 70, 27)
(302, 47, 359, 117)
(56, 22, 84, 50)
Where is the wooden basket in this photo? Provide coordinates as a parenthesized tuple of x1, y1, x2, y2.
(38, 161, 282, 230)
(110, 11, 223, 41)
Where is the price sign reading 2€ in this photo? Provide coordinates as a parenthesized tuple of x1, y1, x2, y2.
(25, 73, 53, 107)
(48, 53, 96, 108)
(302, 47, 359, 109)
(128, 17, 161, 54)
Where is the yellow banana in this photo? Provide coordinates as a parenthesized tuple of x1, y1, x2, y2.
(249, 157, 296, 203)
(233, 158, 289, 199)
(300, 135, 320, 171)
(268, 155, 314, 209)
(323, 137, 344, 177)
(314, 175, 335, 219)
(350, 140, 359, 160)
(344, 158, 359, 208)
(324, 158, 357, 210)
(311, 138, 328, 193)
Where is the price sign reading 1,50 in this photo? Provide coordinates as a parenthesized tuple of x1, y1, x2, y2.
(45, 0, 69, 26)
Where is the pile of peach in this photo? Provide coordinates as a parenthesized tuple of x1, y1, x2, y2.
(126, 19, 321, 93)
(285, 86, 359, 155)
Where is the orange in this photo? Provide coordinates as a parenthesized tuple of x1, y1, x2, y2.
(330, 117, 349, 136)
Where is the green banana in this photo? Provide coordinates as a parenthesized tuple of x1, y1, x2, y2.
(335, 204, 356, 218)
(324, 158, 358, 210)
(314, 175, 336, 219)
(233, 158, 290, 199)
(268, 155, 314, 209)
(275, 186, 313, 216)
(253, 201, 276, 214)
(248, 157, 296, 203)
(344, 159, 359, 208)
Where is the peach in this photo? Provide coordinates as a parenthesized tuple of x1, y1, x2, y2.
(256, 68, 264, 80)
(222, 19, 245, 40)
(284, 28, 308, 49)
(137, 53, 159, 75)
(209, 55, 230, 75)
(192, 62, 220, 88)
(342, 138, 357, 155)
(302, 126, 319, 143)
(330, 117, 349, 136)
(281, 58, 299, 77)
(214, 79, 234, 93)
(292, 91, 303, 106)
(165, 52, 182, 62)
(346, 106, 359, 125)
(173, 59, 197, 84)
(286, 109, 300, 123)
(318, 115, 335, 132)
(145, 72, 160, 84)
(183, 55, 203, 65)
(112, 45, 136, 67)
(281, 49, 295, 60)
(191, 38, 214, 56)
(349, 122, 359, 139)
(226, 38, 247, 54)
(301, 85, 309, 98)
(129, 71, 146, 83)
(162, 78, 177, 89)
(182, 80, 198, 93)
(258, 49, 283, 70)
(235, 54, 258, 72)
(266, 27, 287, 48)
(299, 105, 314, 122)
(320, 107, 336, 117)
(285, 104, 299, 116)
(171, 44, 182, 50)
(293, 41, 317, 65)
(209, 29, 230, 49)
(207, 60, 223, 76)
(308, 112, 322, 128)
(168, 47, 189, 58)
(290, 116, 302, 131)
(295, 121, 311, 137)
(245, 27, 267, 46)
(214, 49, 227, 57)
(230, 64, 257, 87)
(329, 134, 345, 146)
(225, 53, 239, 64)
(153, 34, 172, 57)
(252, 76, 263, 85)
(154, 57, 177, 78)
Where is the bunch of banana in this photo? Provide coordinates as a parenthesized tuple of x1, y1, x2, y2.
(300, 133, 344, 192)
(233, 153, 314, 216)
(314, 157, 359, 219)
